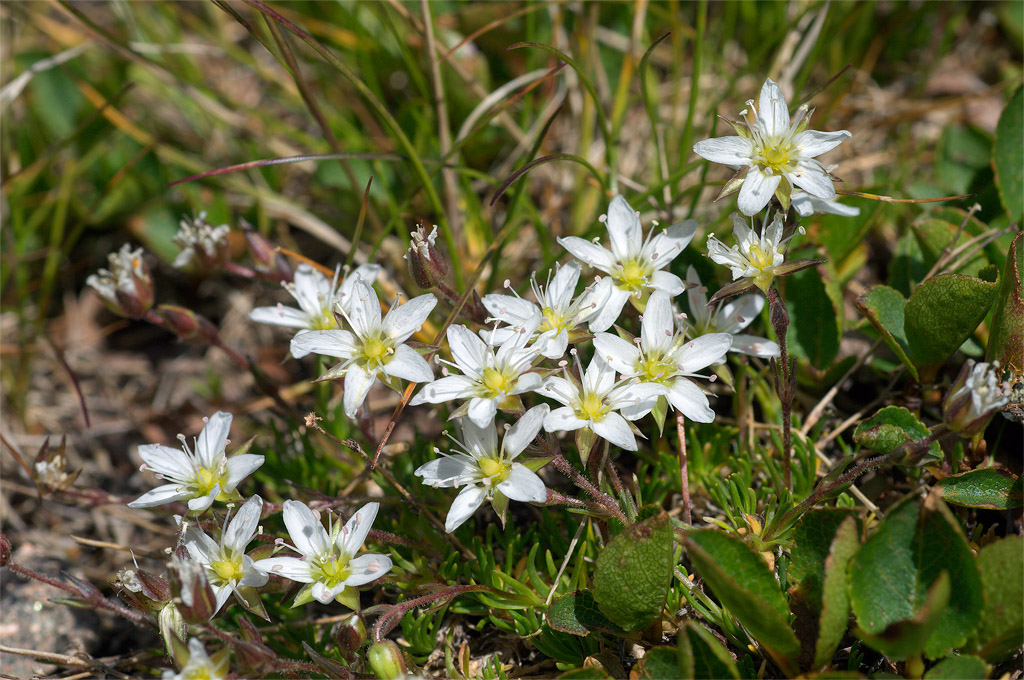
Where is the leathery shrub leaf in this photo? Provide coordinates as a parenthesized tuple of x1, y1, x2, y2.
(814, 516, 861, 670)
(985, 230, 1023, 369)
(923, 655, 990, 680)
(967, 536, 1024, 662)
(592, 512, 673, 632)
(849, 495, 983, 660)
(786, 252, 843, 370)
(685, 529, 800, 674)
(546, 590, 624, 637)
(856, 285, 917, 381)
(937, 468, 1023, 510)
(853, 406, 940, 457)
(634, 646, 682, 679)
(903, 271, 999, 382)
(993, 86, 1023, 223)
(679, 620, 741, 680)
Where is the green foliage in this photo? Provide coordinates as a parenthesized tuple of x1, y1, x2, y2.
(967, 536, 1024, 662)
(985, 231, 1024, 369)
(852, 406, 940, 457)
(546, 591, 623, 637)
(993, 87, 1023, 223)
(923, 655, 990, 680)
(679, 621, 742, 680)
(937, 468, 1024, 510)
(592, 513, 674, 633)
(848, 496, 984, 660)
(785, 252, 843, 370)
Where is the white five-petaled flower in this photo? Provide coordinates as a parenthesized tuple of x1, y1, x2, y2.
(594, 291, 733, 423)
(541, 353, 665, 452)
(693, 78, 851, 216)
(707, 213, 796, 293)
(86, 243, 153, 316)
(290, 277, 437, 418)
(415, 404, 549, 533)
(481, 261, 609, 359)
(129, 412, 264, 513)
(249, 263, 381, 358)
(254, 501, 392, 608)
(410, 322, 543, 427)
(681, 266, 780, 359)
(558, 195, 697, 332)
(162, 638, 230, 680)
(181, 495, 269, 615)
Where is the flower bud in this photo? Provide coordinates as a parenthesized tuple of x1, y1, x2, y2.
(32, 435, 80, 493)
(367, 640, 407, 680)
(113, 567, 170, 612)
(242, 222, 292, 282)
(943, 360, 1010, 442)
(0, 532, 11, 566)
(405, 223, 448, 289)
(155, 305, 219, 344)
(86, 244, 154, 319)
(334, 614, 367, 662)
(159, 602, 189, 662)
(168, 556, 217, 623)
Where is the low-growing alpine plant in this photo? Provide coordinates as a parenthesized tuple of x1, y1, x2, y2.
(5, 5, 1021, 680)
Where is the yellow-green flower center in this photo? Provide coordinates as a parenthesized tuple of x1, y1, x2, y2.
(313, 307, 337, 331)
(538, 306, 566, 334)
(478, 456, 512, 484)
(575, 392, 609, 421)
(746, 244, 777, 292)
(480, 367, 512, 398)
(195, 467, 230, 500)
(210, 556, 243, 583)
(615, 259, 649, 293)
(360, 334, 392, 366)
(312, 552, 352, 589)
(638, 353, 677, 384)
(758, 140, 796, 174)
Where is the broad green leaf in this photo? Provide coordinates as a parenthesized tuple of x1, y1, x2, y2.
(635, 646, 681, 679)
(786, 254, 843, 370)
(985, 231, 1024, 369)
(852, 406, 940, 457)
(849, 496, 983, 659)
(814, 516, 861, 670)
(968, 536, 1024, 662)
(937, 468, 1023, 510)
(856, 286, 917, 381)
(685, 530, 800, 674)
(993, 87, 1023, 223)
(592, 512, 673, 632)
(679, 621, 741, 680)
(911, 218, 989, 278)
(788, 509, 854, 665)
(923, 655, 989, 680)
(904, 272, 1000, 381)
(546, 591, 624, 637)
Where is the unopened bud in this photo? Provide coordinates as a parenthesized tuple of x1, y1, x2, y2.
(159, 603, 189, 662)
(405, 223, 448, 289)
(943, 360, 1010, 443)
(367, 640, 407, 680)
(243, 224, 292, 281)
(168, 556, 217, 623)
(86, 244, 154, 319)
(0, 533, 11, 566)
(155, 304, 219, 343)
(113, 567, 171, 612)
(335, 614, 367, 662)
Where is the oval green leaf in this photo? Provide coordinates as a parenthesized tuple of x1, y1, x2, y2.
(937, 468, 1023, 510)
(993, 86, 1023, 223)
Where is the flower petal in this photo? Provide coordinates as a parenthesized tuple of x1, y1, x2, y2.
(382, 343, 434, 383)
(558, 237, 615, 272)
(503, 404, 549, 457)
(606, 195, 642, 261)
(254, 556, 314, 582)
(382, 293, 437, 343)
(482, 294, 541, 325)
(224, 495, 263, 554)
(446, 324, 488, 375)
(282, 500, 330, 558)
(674, 334, 734, 374)
(346, 278, 382, 339)
(183, 527, 220, 563)
(644, 220, 697, 270)
(547, 261, 581, 308)
(290, 330, 357, 360)
(543, 406, 586, 432)
(685, 266, 711, 329)
(197, 412, 232, 469)
(343, 363, 376, 419)
(737, 169, 781, 216)
(592, 333, 639, 376)
(539, 376, 577, 406)
(138, 444, 193, 481)
(128, 484, 191, 508)
(344, 553, 393, 586)
(415, 455, 476, 487)
(592, 412, 637, 450)
(718, 294, 764, 333)
(666, 379, 715, 422)
(790, 164, 836, 200)
(410, 375, 475, 405)
(640, 291, 676, 355)
(249, 305, 310, 330)
(498, 464, 547, 503)
(587, 285, 630, 333)
(649, 270, 684, 296)
(729, 334, 781, 358)
(692, 136, 754, 166)
(291, 265, 329, 318)
(758, 78, 790, 138)
(793, 129, 851, 158)
(223, 454, 265, 492)
(467, 396, 498, 428)
(338, 502, 379, 557)
(445, 485, 487, 532)
(187, 485, 219, 513)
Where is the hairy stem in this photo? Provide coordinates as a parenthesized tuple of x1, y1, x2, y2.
(676, 411, 692, 526)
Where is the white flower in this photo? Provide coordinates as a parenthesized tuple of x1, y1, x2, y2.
(173, 212, 231, 268)
(943, 360, 1011, 438)
(707, 212, 796, 293)
(558, 195, 697, 332)
(181, 495, 269, 615)
(254, 501, 392, 607)
(415, 405, 549, 532)
(410, 322, 543, 427)
(593, 291, 732, 422)
(541, 353, 665, 452)
(290, 278, 437, 418)
(86, 243, 153, 316)
(162, 638, 229, 680)
(128, 412, 264, 513)
(681, 266, 779, 359)
(249, 263, 381, 358)
(693, 78, 851, 216)
(791, 191, 860, 217)
(481, 261, 609, 359)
